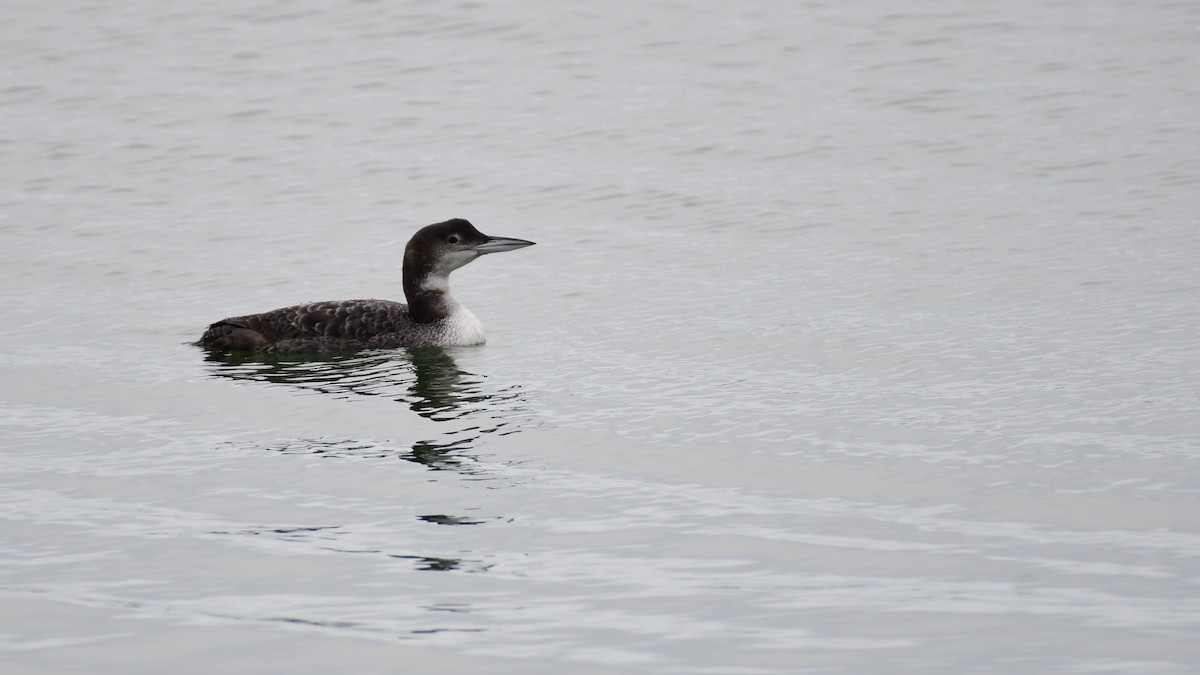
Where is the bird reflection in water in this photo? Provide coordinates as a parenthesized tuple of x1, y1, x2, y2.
(202, 347, 529, 472)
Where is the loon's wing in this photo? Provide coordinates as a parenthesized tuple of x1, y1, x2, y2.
(198, 299, 410, 350)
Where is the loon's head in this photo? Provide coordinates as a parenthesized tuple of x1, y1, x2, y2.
(403, 219, 535, 319)
(405, 218, 535, 279)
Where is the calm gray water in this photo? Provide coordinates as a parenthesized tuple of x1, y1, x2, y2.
(2, 1, 1199, 673)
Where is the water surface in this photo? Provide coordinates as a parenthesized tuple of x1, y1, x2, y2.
(2, 1, 1199, 673)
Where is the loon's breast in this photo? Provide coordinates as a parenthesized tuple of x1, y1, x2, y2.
(436, 304, 486, 346)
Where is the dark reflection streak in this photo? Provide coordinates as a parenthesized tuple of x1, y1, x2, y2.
(207, 527, 491, 573)
(417, 514, 488, 526)
(270, 526, 339, 535)
(200, 611, 399, 635)
(209, 525, 341, 540)
(424, 604, 472, 613)
(271, 617, 362, 629)
(201, 347, 531, 472)
(405, 437, 474, 471)
(385, 555, 493, 574)
(388, 555, 463, 571)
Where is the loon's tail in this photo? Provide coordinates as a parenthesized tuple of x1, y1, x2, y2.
(196, 320, 271, 351)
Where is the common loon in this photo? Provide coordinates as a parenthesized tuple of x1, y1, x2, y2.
(197, 218, 535, 352)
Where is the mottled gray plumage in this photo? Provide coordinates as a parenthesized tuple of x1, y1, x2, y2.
(197, 219, 534, 352)
(200, 298, 444, 351)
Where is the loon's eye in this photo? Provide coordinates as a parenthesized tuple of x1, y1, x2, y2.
(447, 235, 460, 244)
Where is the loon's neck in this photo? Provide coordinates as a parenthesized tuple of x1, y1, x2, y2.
(404, 270, 461, 324)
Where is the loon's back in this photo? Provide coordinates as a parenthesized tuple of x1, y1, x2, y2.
(198, 299, 485, 352)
